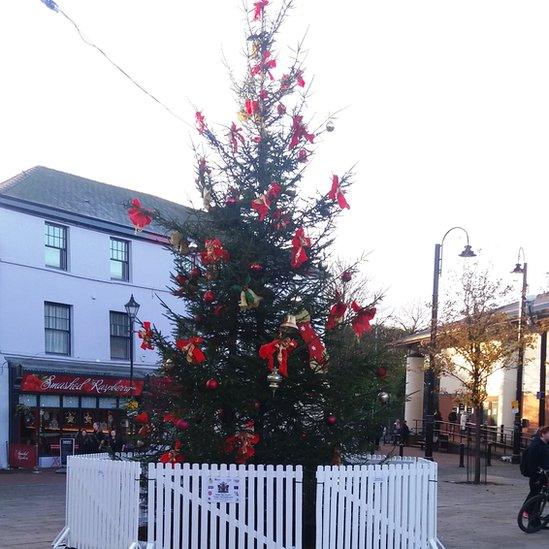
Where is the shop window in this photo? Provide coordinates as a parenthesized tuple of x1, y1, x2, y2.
(45, 302, 71, 355)
(110, 311, 130, 360)
(19, 394, 37, 407)
(45, 222, 68, 270)
(98, 397, 118, 409)
(40, 395, 60, 407)
(81, 396, 97, 408)
(62, 396, 79, 408)
(110, 238, 129, 281)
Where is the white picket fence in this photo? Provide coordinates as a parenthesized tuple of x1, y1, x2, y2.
(55, 455, 442, 549)
(316, 458, 441, 549)
(52, 454, 141, 549)
(146, 463, 303, 549)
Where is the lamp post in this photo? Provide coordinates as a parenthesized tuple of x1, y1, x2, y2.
(511, 250, 527, 464)
(425, 227, 476, 460)
(124, 294, 140, 398)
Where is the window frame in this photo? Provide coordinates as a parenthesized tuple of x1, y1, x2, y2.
(109, 310, 130, 360)
(44, 302, 72, 356)
(45, 222, 68, 271)
(109, 237, 130, 282)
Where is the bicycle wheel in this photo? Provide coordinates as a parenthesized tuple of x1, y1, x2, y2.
(518, 494, 547, 533)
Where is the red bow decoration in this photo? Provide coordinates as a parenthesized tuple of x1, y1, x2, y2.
(289, 115, 315, 150)
(296, 309, 326, 365)
(280, 74, 291, 92)
(350, 301, 376, 338)
(296, 70, 305, 88)
(251, 183, 281, 222)
(272, 209, 290, 231)
(277, 103, 286, 115)
(195, 111, 207, 134)
(229, 123, 245, 153)
(291, 227, 311, 268)
(259, 337, 298, 377)
(251, 51, 277, 80)
(176, 336, 206, 364)
(328, 175, 350, 209)
(200, 238, 230, 265)
(327, 294, 347, 330)
(224, 421, 260, 464)
(245, 99, 260, 116)
(297, 149, 308, 163)
(253, 0, 268, 20)
(138, 321, 154, 350)
(160, 440, 184, 465)
(134, 412, 150, 424)
(128, 198, 152, 232)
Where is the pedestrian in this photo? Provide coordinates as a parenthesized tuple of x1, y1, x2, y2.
(393, 419, 403, 444)
(401, 420, 410, 446)
(75, 428, 86, 455)
(522, 425, 549, 522)
(434, 410, 443, 435)
(90, 421, 104, 453)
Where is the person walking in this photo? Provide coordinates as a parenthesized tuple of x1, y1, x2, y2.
(90, 422, 104, 453)
(393, 419, 403, 444)
(522, 426, 549, 518)
(401, 420, 410, 446)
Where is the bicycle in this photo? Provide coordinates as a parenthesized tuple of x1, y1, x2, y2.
(518, 468, 549, 533)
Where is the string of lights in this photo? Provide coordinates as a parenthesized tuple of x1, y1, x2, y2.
(39, 0, 192, 128)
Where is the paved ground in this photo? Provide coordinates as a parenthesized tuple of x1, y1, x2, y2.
(1, 451, 549, 548)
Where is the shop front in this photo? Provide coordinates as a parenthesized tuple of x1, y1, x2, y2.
(12, 370, 143, 467)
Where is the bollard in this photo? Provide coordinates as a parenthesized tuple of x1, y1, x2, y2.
(399, 443, 404, 457)
(459, 443, 465, 467)
(487, 443, 492, 466)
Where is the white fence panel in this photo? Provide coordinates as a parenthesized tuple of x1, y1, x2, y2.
(316, 457, 442, 549)
(147, 462, 303, 549)
(55, 454, 141, 549)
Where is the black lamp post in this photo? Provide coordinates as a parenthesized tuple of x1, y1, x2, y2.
(124, 294, 140, 398)
(511, 249, 527, 464)
(425, 227, 476, 460)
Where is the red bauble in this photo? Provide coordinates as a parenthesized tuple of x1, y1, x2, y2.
(326, 415, 337, 426)
(253, 400, 261, 411)
(175, 419, 190, 430)
(341, 270, 353, 283)
(134, 412, 150, 424)
(206, 378, 219, 390)
(249, 262, 264, 273)
(376, 367, 388, 380)
(225, 196, 238, 206)
(190, 267, 201, 279)
(203, 290, 215, 303)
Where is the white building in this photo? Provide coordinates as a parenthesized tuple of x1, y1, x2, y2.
(0, 166, 188, 468)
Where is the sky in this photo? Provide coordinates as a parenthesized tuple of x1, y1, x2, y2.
(1, 0, 549, 319)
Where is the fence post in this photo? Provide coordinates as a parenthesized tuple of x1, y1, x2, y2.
(487, 443, 492, 466)
(499, 424, 504, 444)
(459, 443, 465, 467)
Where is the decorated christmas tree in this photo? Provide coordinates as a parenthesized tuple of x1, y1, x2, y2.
(127, 0, 398, 469)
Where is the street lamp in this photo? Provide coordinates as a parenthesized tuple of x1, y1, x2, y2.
(511, 249, 527, 464)
(425, 227, 476, 460)
(124, 294, 140, 398)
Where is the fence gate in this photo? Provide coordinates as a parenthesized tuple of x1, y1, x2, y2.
(315, 458, 441, 549)
(147, 463, 303, 549)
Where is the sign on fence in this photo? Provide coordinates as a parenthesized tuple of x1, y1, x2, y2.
(207, 476, 241, 503)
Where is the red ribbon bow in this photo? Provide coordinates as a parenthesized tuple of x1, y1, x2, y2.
(350, 301, 376, 338)
(245, 99, 260, 116)
(195, 111, 206, 134)
(200, 238, 230, 265)
(328, 175, 350, 209)
(176, 336, 206, 364)
(253, 0, 268, 20)
(128, 198, 152, 232)
(251, 51, 277, 80)
(225, 423, 260, 464)
(251, 183, 281, 222)
(290, 227, 311, 268)
(259, 338, 298, 377)
(326, 296, 348, 330)
(296, 70, 305, 88)
(138, 321, 154, 350)
(289, 115, 315, 150)
(229, 123, 245, 153)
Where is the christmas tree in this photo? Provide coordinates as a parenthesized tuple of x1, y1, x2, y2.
(128, 0, 397, 470)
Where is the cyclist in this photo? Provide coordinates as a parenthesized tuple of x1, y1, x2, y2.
(523, 426, 549, 515)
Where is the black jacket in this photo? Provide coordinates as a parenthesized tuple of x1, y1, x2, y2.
(527, 435, 549, 473)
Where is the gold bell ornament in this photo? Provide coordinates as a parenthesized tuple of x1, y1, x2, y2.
(169, 231, 190, 254)
(280, 314, 298, 331)
(239, 288, 263, 310)
(267, 367, 283, 395)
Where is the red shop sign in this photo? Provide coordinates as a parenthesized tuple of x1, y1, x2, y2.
(9, 443, 37, 469)
(20, 373, 144, 397)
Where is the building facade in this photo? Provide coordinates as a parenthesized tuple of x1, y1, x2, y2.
(0, 166, 188, 468)
(402, 294, 549, 435)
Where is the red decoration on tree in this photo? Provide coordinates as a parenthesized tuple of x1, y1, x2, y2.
(175, 419, 190, 430)
(249, 262, 264, 273)
(289, 115, 315, 149)
(327, 294, 347, 330)
(195, 111, 207, 134)
(280, 74, 291, 92)
(251, 51, 277, 80)
(128, 199, 152, 232)
(224, 421, 260, 464)
(341, 270, 353, 283)
(272, 209, 290, 231)
(159, 440, 184, 464)
(277, 103, 286, 115)
(138, 321, 154, 350)
(176, 337, 206, 364)
(163, 412, 178, 424)
(190, 267, 202, 279)
(376, 367, 388, 380)
(326, 414, 337, 426)
(296, 70, 305, 88)
(251, 183, 280, 222)
(245, 99, 260, 116)
(259, 337, 298, 377)
(328, 175, 350, 209)
(297, 149, 308, 163)
(198, 157, 211, 177)
(296, 309, 326, 365)
(200, 239, 230, 265)
(253, 0, 268, 20)
(291, 227, 311, 268)
(350, 301, 376, 338)
(213, 304, 225, 316)
(134, 412, 150, 424)
(229, 123, 245, 153)
(206, 378, 219, 390)
(203, 290, 215, 303)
